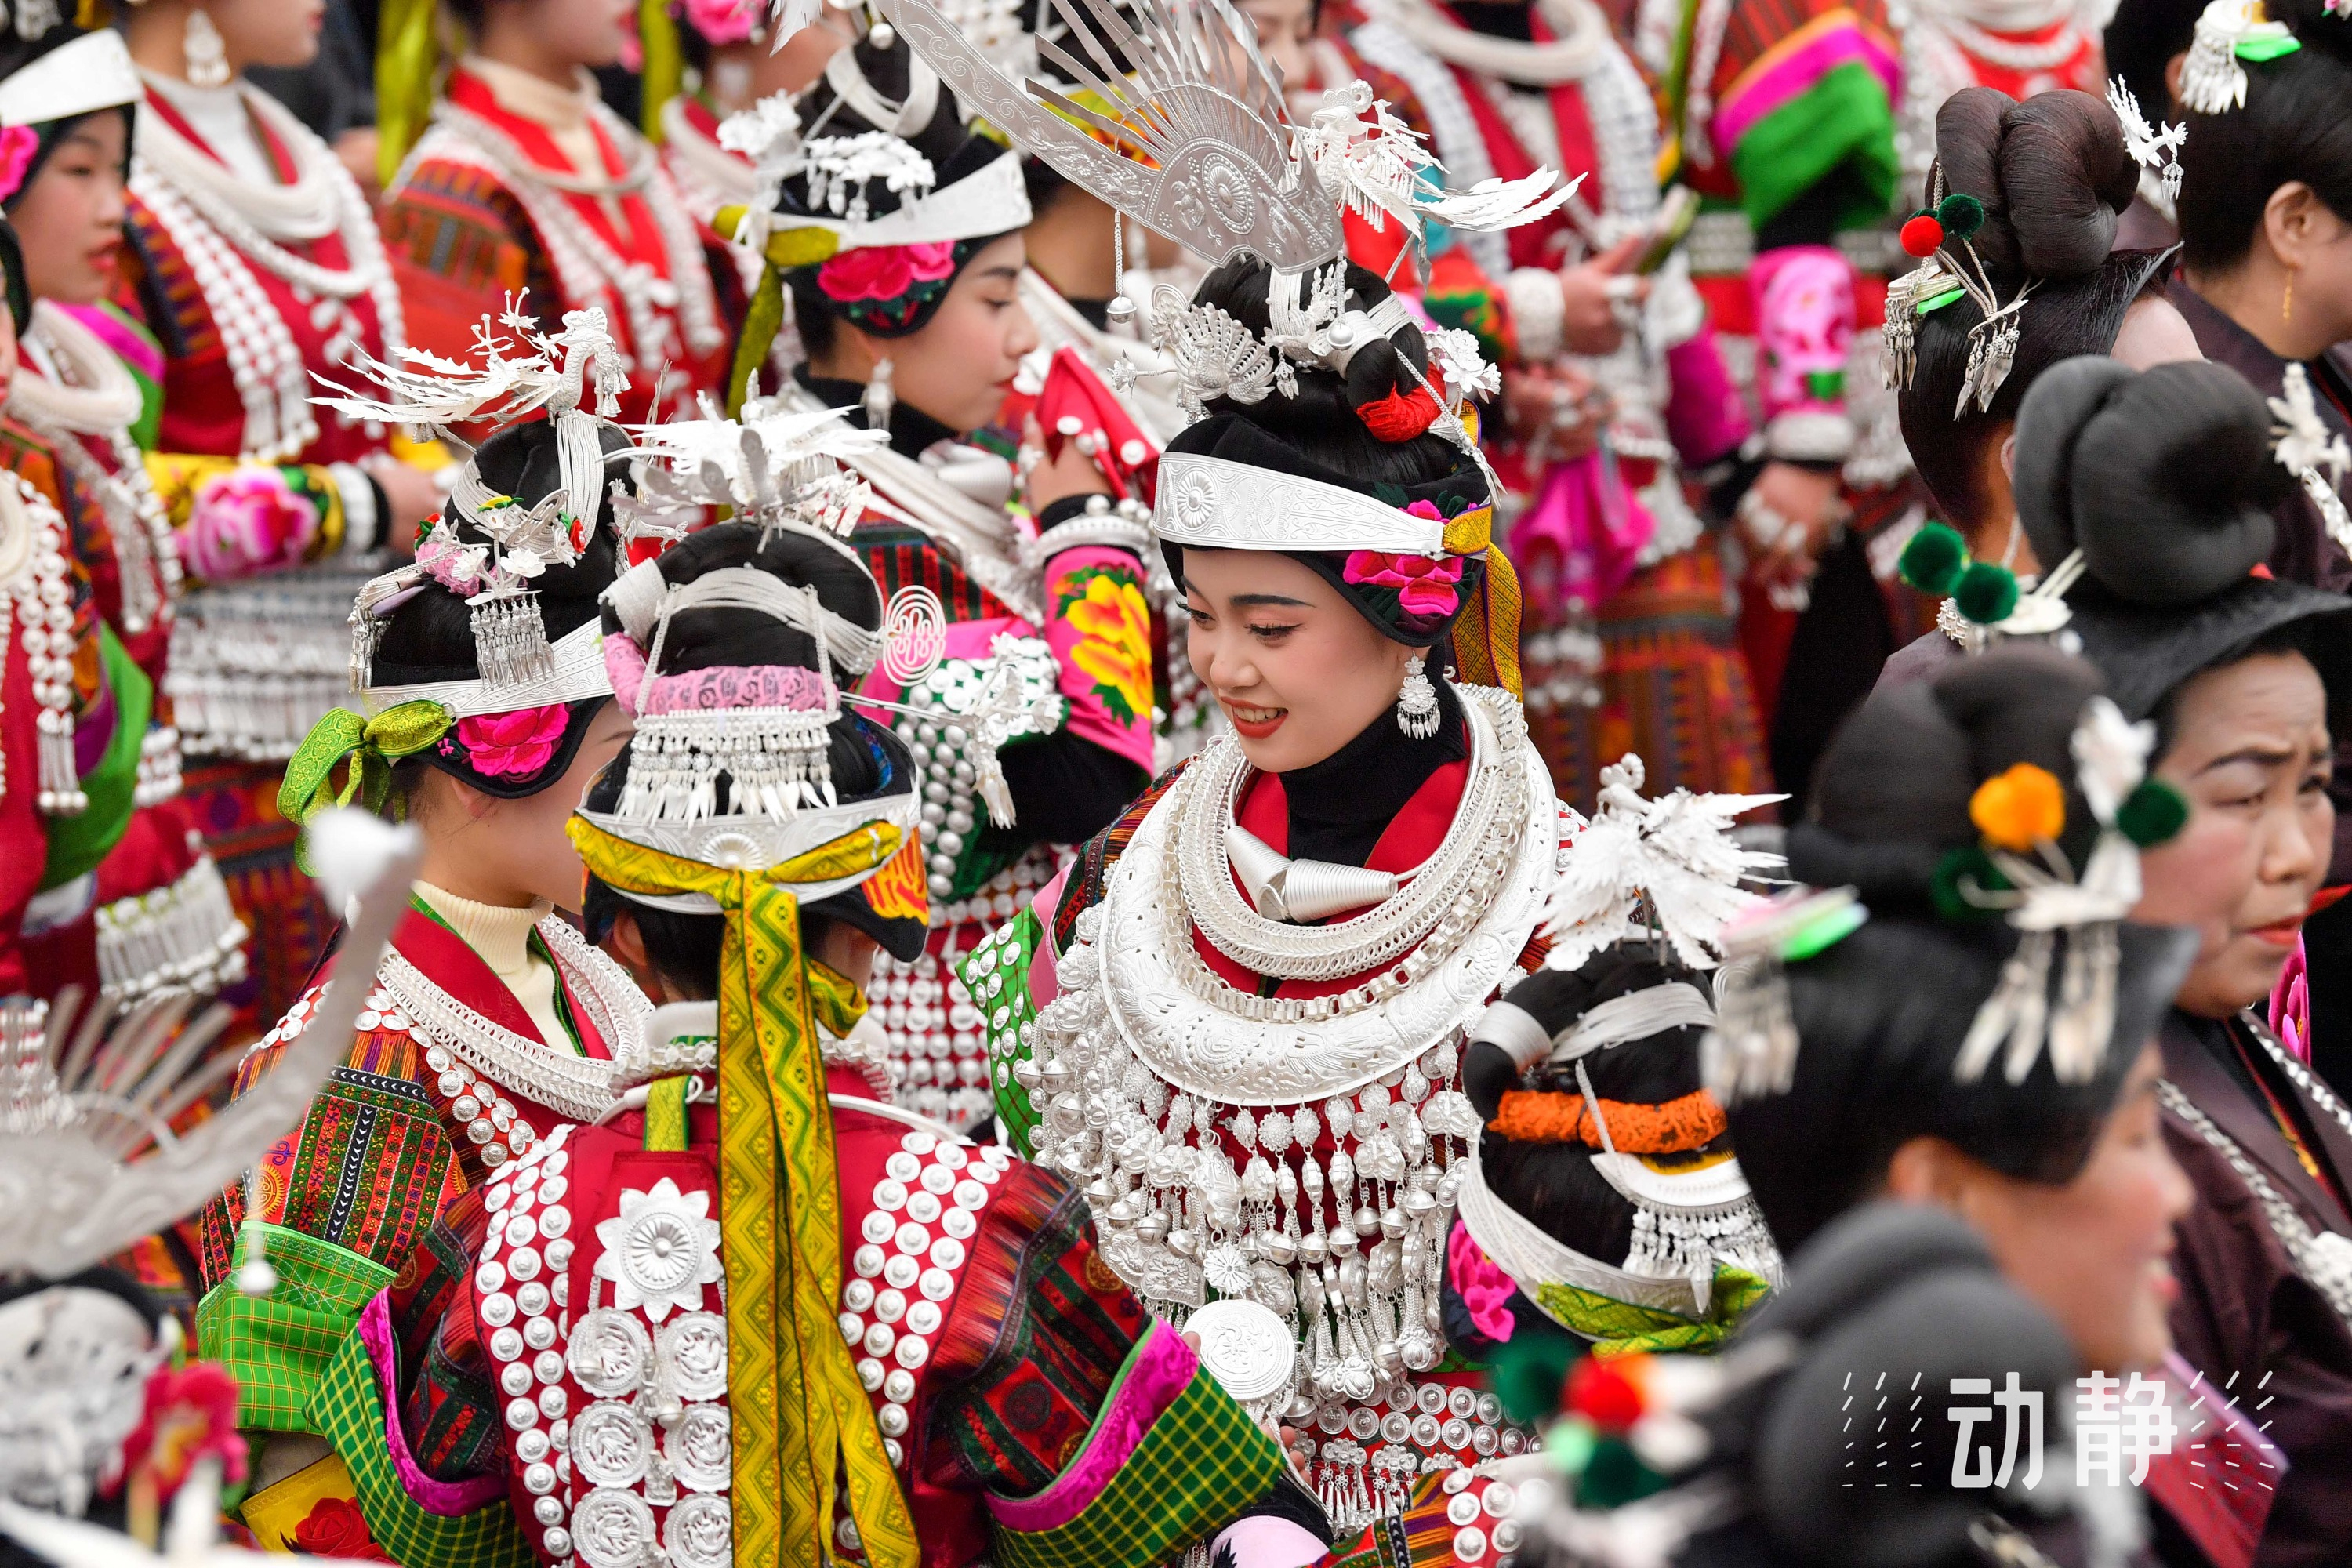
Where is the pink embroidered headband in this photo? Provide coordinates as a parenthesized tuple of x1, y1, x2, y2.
(602, 633, 839, 719)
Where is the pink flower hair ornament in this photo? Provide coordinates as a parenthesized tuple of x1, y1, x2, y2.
(681, 0, 762, 43)
(448, 704, 572, 781)
(0, 125, 38, 205)
(816, 241, 961, 327)
(1343, 546, 1466, 626)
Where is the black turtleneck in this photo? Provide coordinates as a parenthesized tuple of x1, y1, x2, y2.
(797, 369, 961, 459)
(1450, 0, 1535, 40)
(1279, 680, 1468, 868)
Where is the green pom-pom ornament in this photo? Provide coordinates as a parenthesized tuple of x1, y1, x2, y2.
(2117, 779, 2190, 848)
(1491, 1334, 1582, 1425)
(1955, 561, 2020, 625)
(1899, 521, 1969, 595)
(1579, 1438, 1668, 1510)
(1936, 192, 1986, 240)
(1931, 845, 2010, 922)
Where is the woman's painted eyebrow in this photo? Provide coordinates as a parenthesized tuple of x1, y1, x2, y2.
(1230, 593, 1312, 608)
(2194, 744, 2302, 775)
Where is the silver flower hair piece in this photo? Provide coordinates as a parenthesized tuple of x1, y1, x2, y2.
(1701, 886, 1868, 1105)
(623, 401, 889, 540)
(2180, 0, 2298, 115)
(2107, 78, 2187, 201)
(793, 132, 938, 223)
(717, 90, 802, 169)
(867, 0, 1345, 268)
(2270, 362, 2352, 557)
(1951, 696, 2158, 1087)
(1149, 283, 1284, 417)
(1539, 752, 1785, 974)
(0, 809, 419, 1290)
(320, 299, 629, 693)
(1881, 177, 2037, 414)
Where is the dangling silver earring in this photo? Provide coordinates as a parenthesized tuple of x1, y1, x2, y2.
(863, 355, 895, 427)
(184, 5, 232, 89)
(1396, 652, 1439, 739)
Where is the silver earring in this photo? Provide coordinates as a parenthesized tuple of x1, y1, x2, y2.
(1396, 652, 1439, 739)
(863, 355, 895, 427)
(184, 6, 232, 89)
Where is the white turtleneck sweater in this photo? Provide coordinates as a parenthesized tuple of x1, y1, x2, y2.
(145, 71, 277, 187)
(412, 881, 575, 1051)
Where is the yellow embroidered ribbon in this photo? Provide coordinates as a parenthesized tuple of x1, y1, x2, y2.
(713, 212, 848, 416)
(278, 702, 455, 865)
(568, 816, 921, 1568)
(1451, 544, 1524, 698)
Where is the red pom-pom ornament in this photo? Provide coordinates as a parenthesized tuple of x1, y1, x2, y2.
(1900, 213, 1945, 259)
(1564, 1355, 1648, 1432)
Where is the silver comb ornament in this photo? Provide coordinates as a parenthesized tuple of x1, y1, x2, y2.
(873, 0, 1346, 269)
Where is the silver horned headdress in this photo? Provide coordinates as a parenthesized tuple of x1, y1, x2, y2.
(320, 299, 630, 698)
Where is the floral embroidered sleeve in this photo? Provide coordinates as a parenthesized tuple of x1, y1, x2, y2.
(143, 454, 362, 586)
(1040, 546, 1156, 777)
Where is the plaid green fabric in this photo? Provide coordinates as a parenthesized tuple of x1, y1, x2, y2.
(197, 1223, 394, 1432)
(963, 907, 1044, 1158)
(989, 1370, 1287, 1568)
(310, 1323, 533, 1568)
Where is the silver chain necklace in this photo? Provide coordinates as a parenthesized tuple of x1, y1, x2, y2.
(378, 919, 644, 1123)
(2158, 1077, 2352, 1329)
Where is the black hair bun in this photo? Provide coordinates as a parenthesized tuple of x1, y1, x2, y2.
(2013, 357, 2290, 606)
(1192, 256, 1443, 440)
(1932, 87, 2139, 281)
(1791, 645, 2104, 913)
(370, 419, 630, 682)
(607, 520, 883, 679)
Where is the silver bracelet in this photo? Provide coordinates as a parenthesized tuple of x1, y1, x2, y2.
(329, 460, 381, 559)
(1019, 495, 1153, 570)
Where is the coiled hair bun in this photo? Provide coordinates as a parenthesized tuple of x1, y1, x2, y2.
(1932, 87, 2140, 281)
(1789, 645, 2106, 916)
(1189, 255, 1459, 487)
(2011, 358, 2290, 607)
(369, 419, 630, 682)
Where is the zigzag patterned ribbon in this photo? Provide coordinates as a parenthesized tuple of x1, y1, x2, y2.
(568, 815, 923, 1568)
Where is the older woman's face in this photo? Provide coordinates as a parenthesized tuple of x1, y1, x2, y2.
(1181, 547, 1415, 773)
(2132, 651, 2334, 1017)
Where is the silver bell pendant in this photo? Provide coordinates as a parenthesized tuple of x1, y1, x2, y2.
(1105, 293, 1138, 326)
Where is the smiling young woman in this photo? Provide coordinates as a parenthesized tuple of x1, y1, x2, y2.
(956, 243, 1584, 1534)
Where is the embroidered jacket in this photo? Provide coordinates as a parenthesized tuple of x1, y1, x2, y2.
(192, 904, 646, 1463)
(976, 689, 1592, 1557)
(308, 1034, 1291, 1568)
(383, 66, 729, 426)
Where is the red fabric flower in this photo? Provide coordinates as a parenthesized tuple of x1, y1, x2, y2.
(0, 126, 36, 204)
(455, 703, 570, 780)
(119, 1362, 247, 1498)
(1356, 383, 1442, 441)
(816, 241, 958, 307)
(1343, 548, 1466, 622)
(290, 1497, 395, 1562)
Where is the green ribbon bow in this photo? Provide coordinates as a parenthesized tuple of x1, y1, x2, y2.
(279, 701, 456, 858)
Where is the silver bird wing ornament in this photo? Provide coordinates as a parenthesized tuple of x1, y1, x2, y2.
(868, 0, 1346, 268)
(0, 809, 425, 1283)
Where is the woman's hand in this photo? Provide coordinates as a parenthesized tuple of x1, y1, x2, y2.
(1501, 365, 1612, 462)
(362, 452, 447, 558)
(1557, 234, 1650, 357)
(1019, 414, 1114, 515)
(1738, 461, 1849, 610)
